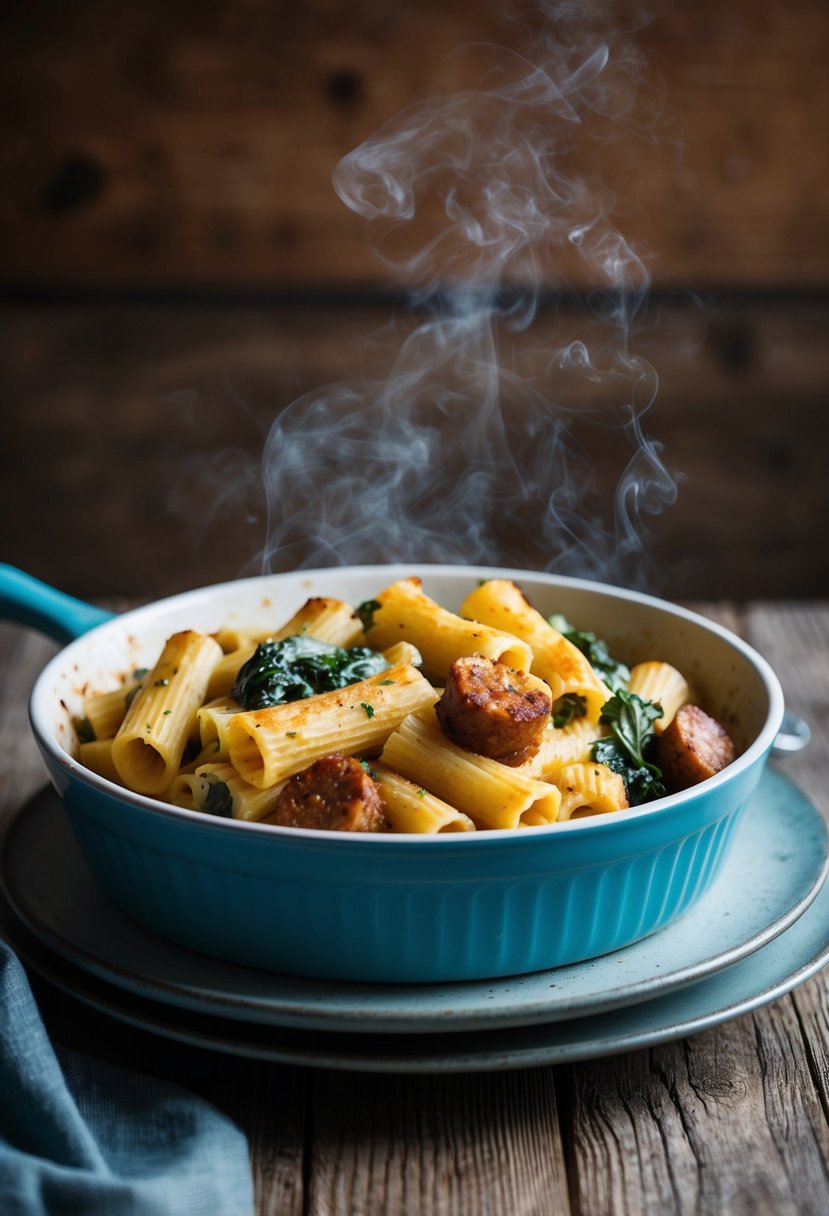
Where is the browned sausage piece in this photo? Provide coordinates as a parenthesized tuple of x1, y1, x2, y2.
(272, 753, 389, 832)
(435, 655, 552, 766)
(655, 704, 736, 792)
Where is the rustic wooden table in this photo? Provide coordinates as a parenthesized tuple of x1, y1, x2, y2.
(1, 600, 827, 1215)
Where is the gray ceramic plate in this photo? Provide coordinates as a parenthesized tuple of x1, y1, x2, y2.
(1, 767, 826, 1035)
(2, 852, 829, 1074)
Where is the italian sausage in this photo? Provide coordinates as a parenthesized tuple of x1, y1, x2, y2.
(271, 753, 389, 832)
(435, 655, 552, 766)
(655, 704, 736, 791)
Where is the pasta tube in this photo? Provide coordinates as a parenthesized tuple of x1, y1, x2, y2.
(380, 709, 561, 829)
(205, 645, 257, 701)
(380, 640, 423, 668)
(371, 762, 476, 833)
(82, 681, 141, 740)
(207, 597, 364, 699)
(555, 762, 629, 821)
(364, 578, 532, 680)
(227, 661, 438, 789)
(78, 739, 123, 786)
(111, 630, 223, 796)
(167, 761, 287, 822)
(520, 717, 603, 779)
(215, 595, 363, 653)
(628, 661, 691, 733)
(461, 580, 611, 720)
(197, 696, 242, 760)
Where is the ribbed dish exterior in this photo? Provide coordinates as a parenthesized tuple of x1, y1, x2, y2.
(65, 795, 746, 983)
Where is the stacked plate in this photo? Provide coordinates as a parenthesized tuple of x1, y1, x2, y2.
(1, 767, 828, 1074)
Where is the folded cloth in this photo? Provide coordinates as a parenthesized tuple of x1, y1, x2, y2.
(0, 939, 255, 1216)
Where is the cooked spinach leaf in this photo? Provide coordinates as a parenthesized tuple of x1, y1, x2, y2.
(355, 599, 381, 632)
(549, 613, 630, 692)
(75, 716, 95, 744)
(232, 635, 390, 711)
(552, 693, 587, 728)
(591, 689, 667, 805)
(203, 780, 233, 818)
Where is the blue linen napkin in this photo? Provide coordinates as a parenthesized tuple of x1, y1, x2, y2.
(0, 939, 255, 1216)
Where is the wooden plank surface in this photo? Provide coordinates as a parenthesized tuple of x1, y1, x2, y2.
(1, 0, 826, 290)
(306, 1070, 569, 1216)
(0, 601, 827, 1214)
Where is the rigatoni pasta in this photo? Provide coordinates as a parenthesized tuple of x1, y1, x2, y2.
(627, 661, 691, 733)
(82, 680, 141, 741)
(520, 717, 603, 779)
(214, 596, 363, 654)
(556, 762, 629, 821)
(168, 760, 287, 822)
(380, 708, 562, 829)
(197, 696, 242, 760)
(74, 574, 730, 834)
(78, 738, 122, 786)
(460, 579, 611, 720)
(227, 661, 437, 789)
(365, 577, 532, 679)
(371, 762, 476, 833)
(111, 630, 223, 796)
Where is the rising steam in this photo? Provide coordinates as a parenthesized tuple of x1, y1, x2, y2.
(261, 2, 677, 585)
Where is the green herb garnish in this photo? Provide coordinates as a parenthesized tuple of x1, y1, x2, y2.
(360, 702, 375, 719)
(591, 690, 666, 805)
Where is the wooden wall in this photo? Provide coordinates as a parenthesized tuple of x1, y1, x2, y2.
(1, 0, 827, 600)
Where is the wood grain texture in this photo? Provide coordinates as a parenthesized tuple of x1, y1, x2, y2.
(0, 0, 826, 290)
(221, 1061, 308, 1216)
(307, 1069, 569, 1216)
(566, 1014, 829, 1216)
(0, 626, 59, 817)
(745, 604, 829, 818)
(792, 977, 829, 1131)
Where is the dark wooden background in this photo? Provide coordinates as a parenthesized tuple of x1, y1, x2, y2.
(1, 0, 827, 602)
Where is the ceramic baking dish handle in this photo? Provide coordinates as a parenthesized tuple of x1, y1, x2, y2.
(0, 564, 114, 644)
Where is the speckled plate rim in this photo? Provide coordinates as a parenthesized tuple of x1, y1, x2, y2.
(2, 864, 828, 1074)
(1, 767, 826, 1035)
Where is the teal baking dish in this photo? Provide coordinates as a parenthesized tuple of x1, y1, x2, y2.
(1, 563, 785, 983)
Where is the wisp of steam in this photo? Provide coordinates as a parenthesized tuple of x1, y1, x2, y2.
(261, 4, 678, 586)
